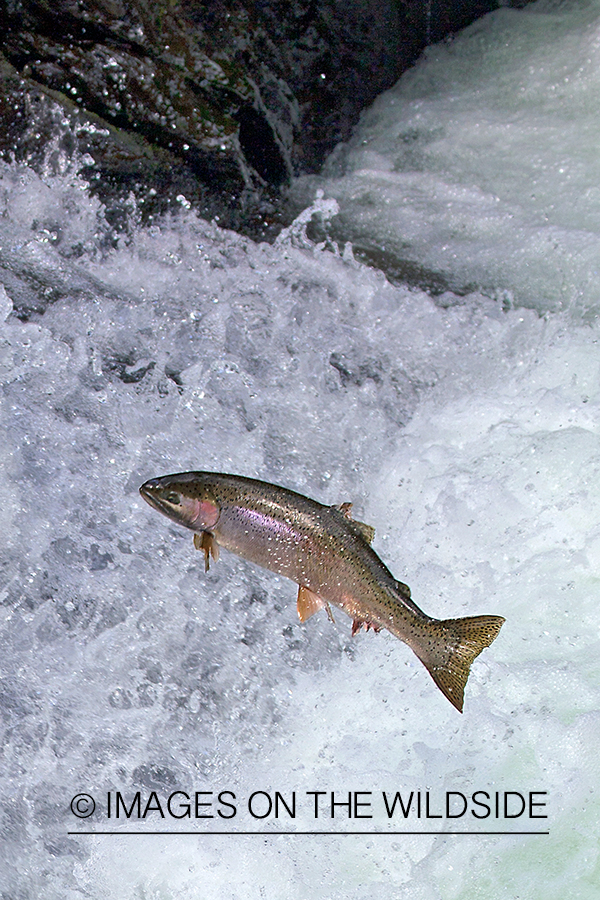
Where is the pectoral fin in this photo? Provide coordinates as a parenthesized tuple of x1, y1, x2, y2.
(297, 585, 335, 623)
(193, 531, 220, 572)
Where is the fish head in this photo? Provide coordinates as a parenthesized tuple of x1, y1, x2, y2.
(139, 472, 220, 531)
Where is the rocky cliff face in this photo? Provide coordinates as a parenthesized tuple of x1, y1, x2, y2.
(0, 0, 515, 238)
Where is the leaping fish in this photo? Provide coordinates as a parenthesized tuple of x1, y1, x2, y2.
(139, 472, 504, 711)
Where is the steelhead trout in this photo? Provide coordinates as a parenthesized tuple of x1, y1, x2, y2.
(140, 472, 504, 711)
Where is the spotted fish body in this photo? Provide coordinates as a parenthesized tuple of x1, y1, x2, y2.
(140, 472, 504, 711)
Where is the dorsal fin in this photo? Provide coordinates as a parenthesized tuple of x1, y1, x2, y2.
(333, 503, 376, 543)
(350, 519, 376, 543)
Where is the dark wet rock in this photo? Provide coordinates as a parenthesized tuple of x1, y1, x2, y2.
(304, 206, 481, 297)
(0, 1, 521, 238)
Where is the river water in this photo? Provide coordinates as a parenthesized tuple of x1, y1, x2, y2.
(1, 1, 598, 898)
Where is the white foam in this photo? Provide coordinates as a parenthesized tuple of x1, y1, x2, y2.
(295, 0, 600, 314)
(1, 3, 599, 896)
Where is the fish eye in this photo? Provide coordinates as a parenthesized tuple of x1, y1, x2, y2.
(165, 491, 181, 505)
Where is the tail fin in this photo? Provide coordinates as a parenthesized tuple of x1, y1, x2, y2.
(415, 615, 505, 712)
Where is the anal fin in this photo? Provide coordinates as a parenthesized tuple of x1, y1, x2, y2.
(351, 618, 382, 636)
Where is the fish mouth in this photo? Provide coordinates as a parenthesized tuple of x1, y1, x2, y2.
(139, 479, 167, 513)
